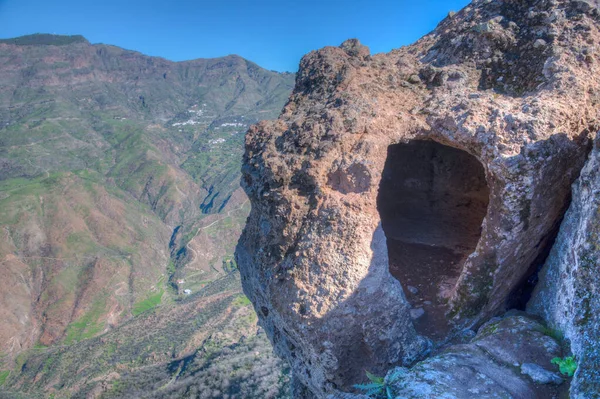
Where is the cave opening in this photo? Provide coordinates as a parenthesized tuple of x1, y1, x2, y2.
(377, 140, 490, 339)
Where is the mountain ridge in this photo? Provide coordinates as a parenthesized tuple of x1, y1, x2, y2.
(0, 33, 294, 397)
(0, 33, 297, 73)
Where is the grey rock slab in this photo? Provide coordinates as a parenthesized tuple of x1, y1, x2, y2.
(521, 363, 563, 385)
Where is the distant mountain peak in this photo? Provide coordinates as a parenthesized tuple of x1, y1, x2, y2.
(0, 33, 89, 46)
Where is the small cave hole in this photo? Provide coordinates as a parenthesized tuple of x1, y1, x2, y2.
(377, 140, 490, 339)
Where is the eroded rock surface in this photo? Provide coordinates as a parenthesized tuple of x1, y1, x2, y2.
(236, 0, 600, 396)
(529, 133, 600, 397)
(331, 313, 566, 399)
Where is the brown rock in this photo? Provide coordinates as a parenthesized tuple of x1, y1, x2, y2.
(236, 0, 600, 396)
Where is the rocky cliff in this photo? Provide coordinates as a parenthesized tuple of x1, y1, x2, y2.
(529, 133, 600, 398)
(236, 0, 600, 397)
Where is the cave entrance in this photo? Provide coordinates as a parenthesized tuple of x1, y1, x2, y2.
(377, 140, 489, 339)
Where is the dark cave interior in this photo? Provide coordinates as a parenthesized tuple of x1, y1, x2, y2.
(377, 140, 490, 339)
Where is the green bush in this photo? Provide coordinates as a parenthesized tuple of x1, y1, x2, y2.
(354, 368, 407, 399)
(551, 356, 577, 377)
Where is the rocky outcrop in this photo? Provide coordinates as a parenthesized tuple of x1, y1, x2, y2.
(332, 313, 567, 399)
(236, 0, 600, 397)
(528, 133, 600, 397)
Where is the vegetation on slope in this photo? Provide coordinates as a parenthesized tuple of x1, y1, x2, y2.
(0, 34, 295, 397)
(1, 273, 289, 399)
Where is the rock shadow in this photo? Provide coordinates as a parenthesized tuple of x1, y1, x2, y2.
(377, 140, 490, 339)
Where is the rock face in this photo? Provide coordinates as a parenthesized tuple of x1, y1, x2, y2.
(331, 313, 566, 399)
(236, 0, 600, 396)
(528, 133, 600, 397)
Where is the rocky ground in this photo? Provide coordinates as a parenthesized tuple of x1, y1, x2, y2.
(333, 312, 570, 399)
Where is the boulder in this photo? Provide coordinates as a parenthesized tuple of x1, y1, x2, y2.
(332, 313, 566, 399)
(236, 0, 600, 396)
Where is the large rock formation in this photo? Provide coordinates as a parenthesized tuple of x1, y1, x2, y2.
(528, 133, 600, 398)
(334, 312, 568, 399)
(236, 0, 600, 397)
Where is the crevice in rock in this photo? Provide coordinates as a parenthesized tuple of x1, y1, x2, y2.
(511, 136, 595, 311)
(377, 140, 490, 340)
(507, 202, 569, 312)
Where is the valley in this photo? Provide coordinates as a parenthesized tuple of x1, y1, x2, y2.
(0, 33, 294, 398)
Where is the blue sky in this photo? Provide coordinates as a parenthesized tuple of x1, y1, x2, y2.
(0, 0, 470, 72)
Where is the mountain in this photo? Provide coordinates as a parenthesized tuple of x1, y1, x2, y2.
(0, 34, 294, 397)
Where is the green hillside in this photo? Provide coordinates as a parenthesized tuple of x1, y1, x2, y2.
(0, 34, 294, 398)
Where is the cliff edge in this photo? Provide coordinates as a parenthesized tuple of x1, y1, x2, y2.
(236, 0, 600, 397)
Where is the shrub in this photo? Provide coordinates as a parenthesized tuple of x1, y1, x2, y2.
(354, 368, 407, 399)
(551, 356, 577, 377)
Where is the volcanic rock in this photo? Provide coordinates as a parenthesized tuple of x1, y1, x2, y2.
(529, 132, 600, 397)
(330, 313, 566, 399)
(236, 0, 600, 396)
